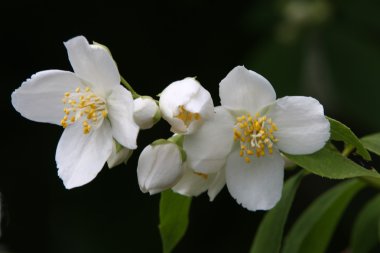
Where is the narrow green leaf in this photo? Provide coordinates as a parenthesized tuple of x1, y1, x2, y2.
(250, 171, 304, 253)
(328, 117, 371, 160)
(159, 190, 192, 253)
(351, 194, 380, 253)
(361, 133, 380, 156)
(285, 145, 380, 179)
(282, 179, 364, 253)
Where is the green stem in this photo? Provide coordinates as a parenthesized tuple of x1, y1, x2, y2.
(360, 176, 380, 190)
(342, 145, 354, 157)
(341, 145, 380, 190)
(120, 75, 140, 99)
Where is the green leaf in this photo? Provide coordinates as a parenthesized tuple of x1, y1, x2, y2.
(361, 133, 380, 156)
(282, 179, 364, 253)
(250, 171, 304, 253)
(285, 145, 380, 179)
(328, 117, 371, 160)
(159, 190, 192, 253)
(351, 194, 380, 253)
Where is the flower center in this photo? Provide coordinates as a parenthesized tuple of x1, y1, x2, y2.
(60, 87, 108, 134)
(233, 113, 278, 163)
(175, 105, 201, 126)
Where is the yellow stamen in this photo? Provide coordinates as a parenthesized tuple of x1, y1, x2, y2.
(83, 125, 91, 134)
(233, 113, 279, 163)
(60, 86, 108, 134)
(175, 105, 202, 127)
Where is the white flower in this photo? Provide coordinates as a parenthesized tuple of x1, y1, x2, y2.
(159, 77, 214, 134)
(133, 96, 160, 129)
(172, 166, 225, 201)
(184, 66, 330, 211)
(11, 36, 139, 189)
(137, 141, 185, 194)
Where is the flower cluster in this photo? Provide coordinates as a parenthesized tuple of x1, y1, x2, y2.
(11, 36, 330, 211)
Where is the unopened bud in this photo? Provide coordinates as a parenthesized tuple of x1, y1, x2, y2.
(133, 96, 160, 129)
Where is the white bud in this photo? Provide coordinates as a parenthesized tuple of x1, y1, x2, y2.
(107, 140, 133, 168)
(91, 41, 113, 56)
(159, 77, 214, 135)
(137, 142, 184, 194)
(133, 96, 160, 130)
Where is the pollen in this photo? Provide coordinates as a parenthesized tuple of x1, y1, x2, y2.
(60, 86, 108, 134)
(175, 105, 201, 127)
(233, 113, 278, 163)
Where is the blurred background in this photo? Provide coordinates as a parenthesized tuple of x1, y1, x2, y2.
(1, 0, 380, 252)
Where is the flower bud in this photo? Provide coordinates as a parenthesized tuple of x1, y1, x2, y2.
(137, 141, 184, 194)
(159, 77, 214, 134)
(107, 140, 133, 168)
(133, 96, 160, 129)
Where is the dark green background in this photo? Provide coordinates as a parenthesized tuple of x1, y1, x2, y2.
(1, 1, 380, 252)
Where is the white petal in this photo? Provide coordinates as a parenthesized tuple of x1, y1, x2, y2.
(56, 121, 113, 189)
(172, 165, 226, 200)
(133, 96, 160, 130)
(64, 36, 120, 95)
(11, 70, 83, 125)
(107, 85, 139, 149)
(207, 167, 226, 201)
(137, 143, 184, 194)
(172, 165, 209, 197)
(268, 96, 330, 154)
(107, 140, 133, 168)
(185, 81, 214, 119)
(184, 106, 234, 174)
(219, 66, 276, 113)
(225, 148, 284, 211)
(159, 77, 214, 134)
